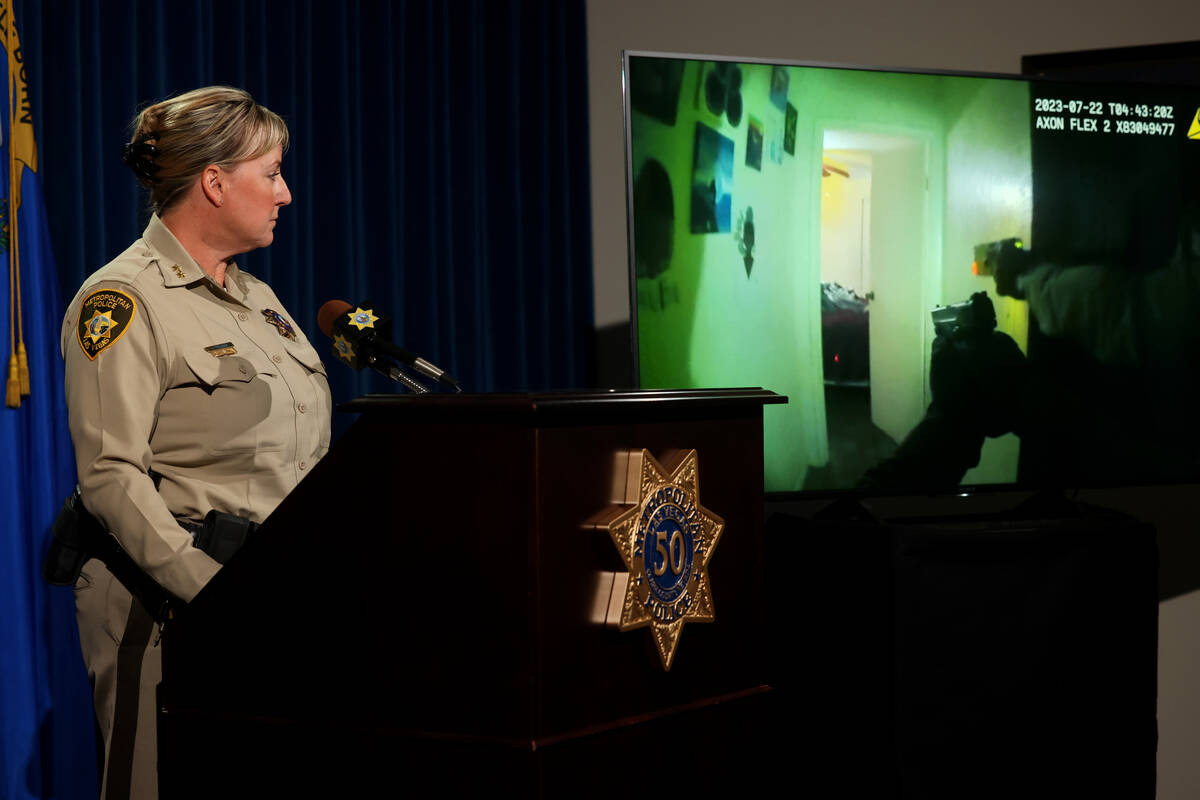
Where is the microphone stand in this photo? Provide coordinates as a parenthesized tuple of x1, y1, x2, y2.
(366, 354, 431, 394)
(386, 363, 431, 394)
(371, 336, 462, 393)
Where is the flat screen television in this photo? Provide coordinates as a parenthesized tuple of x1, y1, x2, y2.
(622, 50, 1200, 495)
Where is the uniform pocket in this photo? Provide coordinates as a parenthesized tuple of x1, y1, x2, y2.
(74, 562, 123, 647)
(182, 349, 269, 385)
(179, 349, 278, 455)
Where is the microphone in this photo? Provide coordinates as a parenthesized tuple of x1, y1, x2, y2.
(316, 299, 461, 392)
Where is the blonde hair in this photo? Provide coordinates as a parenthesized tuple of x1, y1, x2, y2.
(125, 86, 289, 214)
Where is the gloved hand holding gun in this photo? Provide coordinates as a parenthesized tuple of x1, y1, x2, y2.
(928, 291, 1028, 438)
(973, 237, 1035, 299)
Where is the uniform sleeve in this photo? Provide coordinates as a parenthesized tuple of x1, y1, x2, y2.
(62, 281, 220, 602)
(1020, 255, 1200, 368)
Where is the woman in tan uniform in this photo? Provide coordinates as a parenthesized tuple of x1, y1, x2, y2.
(61, 87, 332, 800)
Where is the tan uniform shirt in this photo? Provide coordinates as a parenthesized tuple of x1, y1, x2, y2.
(61, 214, 332, 602)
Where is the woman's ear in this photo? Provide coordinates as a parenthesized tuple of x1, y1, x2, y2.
(199, 164, 225, 207)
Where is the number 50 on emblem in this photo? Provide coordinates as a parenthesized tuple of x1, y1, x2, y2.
(586, 449, 724, 671)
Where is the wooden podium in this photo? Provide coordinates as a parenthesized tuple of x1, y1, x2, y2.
(158, 389, 785, 796)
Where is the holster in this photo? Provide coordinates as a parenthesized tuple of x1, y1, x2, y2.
(44, 487, 182, 624)
(189, 510, 258, 565)
(43, 487, 97, 588)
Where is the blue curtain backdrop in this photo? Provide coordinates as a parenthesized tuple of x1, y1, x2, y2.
(1, 3, 98, 798)
(23, 0, 595, 421)
(5, 0, 593, 796)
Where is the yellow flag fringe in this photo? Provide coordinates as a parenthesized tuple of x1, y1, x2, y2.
(4, 0, 27, 407)
(17, 340, 28, 394)
(5, 352, 18, 408)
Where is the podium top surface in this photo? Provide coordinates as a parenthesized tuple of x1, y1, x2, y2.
(339, 387, 787, 418)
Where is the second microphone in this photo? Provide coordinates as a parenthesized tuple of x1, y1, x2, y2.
(316, 299, 461, 391)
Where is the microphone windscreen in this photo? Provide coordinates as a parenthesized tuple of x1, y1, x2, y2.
(317, 299, 353, 338)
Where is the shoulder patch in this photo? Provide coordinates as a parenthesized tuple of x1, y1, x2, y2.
(77, 289, 137, 360)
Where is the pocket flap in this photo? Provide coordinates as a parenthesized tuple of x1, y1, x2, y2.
(182, 348, 260, 387)
(282, 337, 328, 376)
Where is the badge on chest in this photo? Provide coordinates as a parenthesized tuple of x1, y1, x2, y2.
(261, 308, 297, 341)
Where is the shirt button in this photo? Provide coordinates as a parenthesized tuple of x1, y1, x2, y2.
(297, 402, 307, 413)
(238, 364, 248, 375)
(238, 312, 249, 321)
(299, 461, 307, 470)
(272, 354, 283, 364)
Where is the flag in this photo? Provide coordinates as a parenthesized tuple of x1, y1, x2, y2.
(0, 2, 98, 798)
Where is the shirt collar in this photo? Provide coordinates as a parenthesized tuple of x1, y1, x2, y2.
(144, 214, 205, 287)
(143, 214, 250, 305)
(222, 262, 250, 304)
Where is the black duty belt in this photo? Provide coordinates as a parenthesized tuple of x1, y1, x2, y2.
(43, 487, 258, 624)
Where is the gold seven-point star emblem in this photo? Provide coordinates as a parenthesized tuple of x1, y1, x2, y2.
(332, 334, 355, 364)
(595, 449, 724, 671)
(346, 307, 379, 331)
(83, 309, 120, 343)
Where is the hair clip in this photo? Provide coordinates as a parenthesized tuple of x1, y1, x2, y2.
(121, 134, 161, 183)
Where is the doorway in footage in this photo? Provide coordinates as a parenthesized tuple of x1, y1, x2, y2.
(804, 129, 930, 491)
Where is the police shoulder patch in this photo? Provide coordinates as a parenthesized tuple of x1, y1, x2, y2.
(77, 289, 137, 360)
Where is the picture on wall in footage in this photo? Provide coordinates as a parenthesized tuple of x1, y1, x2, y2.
(784, 102, 797, 155)
(630, 57, 686, 126)
(701, 61, 744, 127)
(770, 66, 789, 111)
(767, 107, 784, 164)
(746, 115, 764, 171)
(691, 121, 734, 233)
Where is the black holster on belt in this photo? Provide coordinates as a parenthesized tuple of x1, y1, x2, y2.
(44, 486, 182, 624)
(188, 510, 258, 565)
(43, 486, 258, 624)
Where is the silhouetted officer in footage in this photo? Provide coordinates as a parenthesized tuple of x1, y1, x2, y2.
(860, 192, 1200, 492)
(857, 291, 1027, 491)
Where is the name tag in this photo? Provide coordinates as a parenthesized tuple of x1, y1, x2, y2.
(204, 342, 238, 358)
